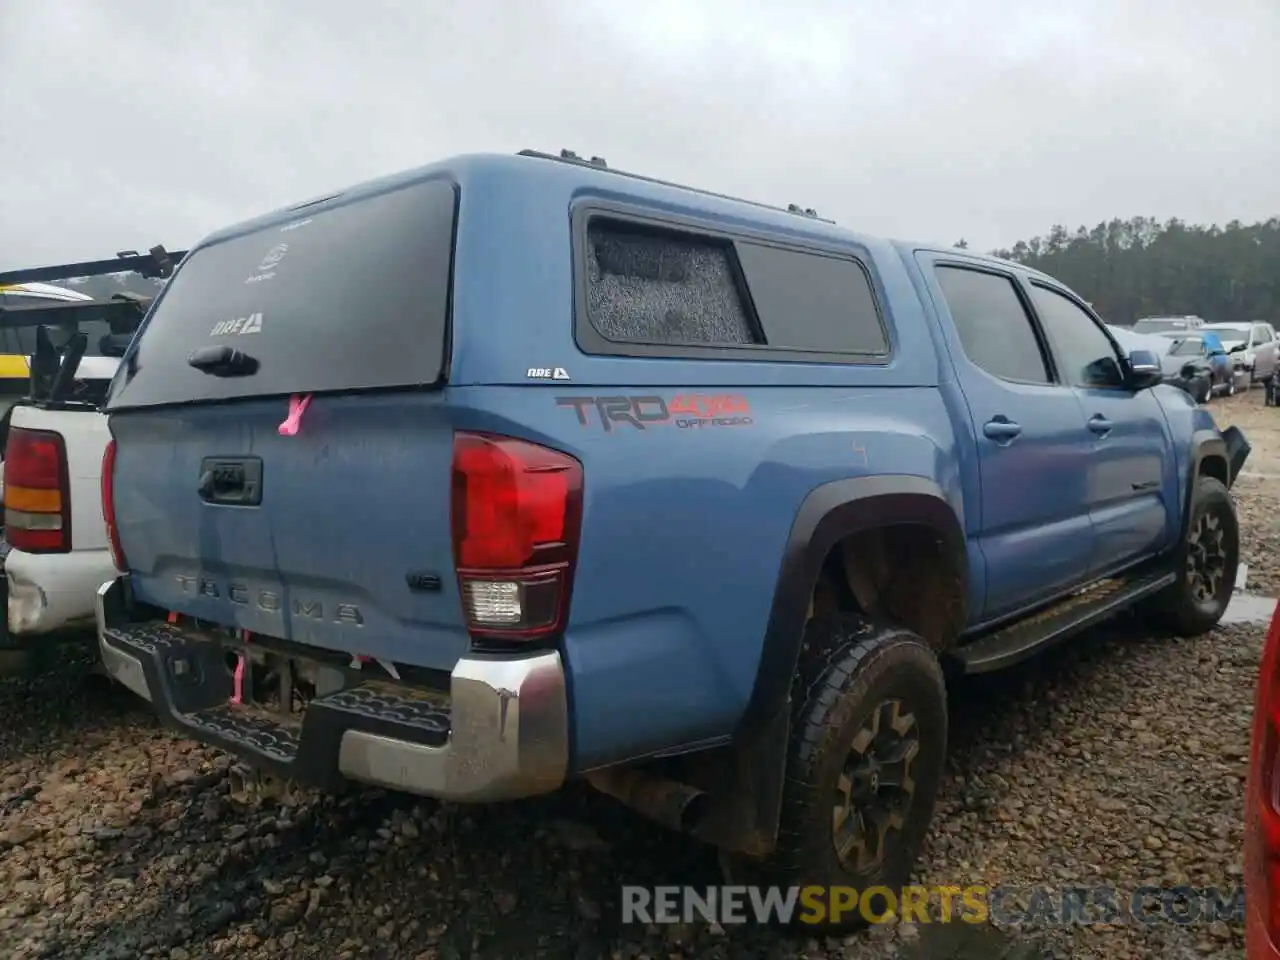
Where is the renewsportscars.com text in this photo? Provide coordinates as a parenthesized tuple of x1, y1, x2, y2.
(621, 884, 1246, 927)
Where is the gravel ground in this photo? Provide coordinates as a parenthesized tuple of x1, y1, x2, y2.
(1215, 387, 1280, 597)
(1, 390, 1274, 960)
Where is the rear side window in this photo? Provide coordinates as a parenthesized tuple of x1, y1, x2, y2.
(577, 216, 889, 361)
(106, 178, 458, 409)
(934, 266, 1050, 384)
(734, 242, 887, 354)
(586, 224, 757, 346)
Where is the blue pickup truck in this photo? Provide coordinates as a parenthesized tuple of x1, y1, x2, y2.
(95, 149, 1250, 918)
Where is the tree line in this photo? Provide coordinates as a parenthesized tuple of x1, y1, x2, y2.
(952, 216, 1280, 326)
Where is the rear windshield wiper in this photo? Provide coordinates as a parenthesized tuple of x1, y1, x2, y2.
(187, 345, 260, 377)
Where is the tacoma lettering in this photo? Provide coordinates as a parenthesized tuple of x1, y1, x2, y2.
(174, 576, 361, 623)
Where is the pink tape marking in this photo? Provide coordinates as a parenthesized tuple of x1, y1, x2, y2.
(230, 654, 246, 705)
(230, 629, 253, 705)
(278, 393, 313, 436)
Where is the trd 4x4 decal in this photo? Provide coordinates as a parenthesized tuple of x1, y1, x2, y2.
(556, 394, 753, 432)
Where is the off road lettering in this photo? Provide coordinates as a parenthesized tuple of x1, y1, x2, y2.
(677, 416, 753, 429)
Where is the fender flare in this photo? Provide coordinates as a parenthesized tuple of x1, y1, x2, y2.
(735, 475, 967, 745)
(1184, 429, 1228, 533)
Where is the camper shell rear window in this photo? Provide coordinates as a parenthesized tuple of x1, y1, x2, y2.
(105, 177, 458, 410)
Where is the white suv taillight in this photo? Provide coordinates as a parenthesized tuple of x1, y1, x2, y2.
(450, 432, 583, 641)
(3, 427, 71, 553)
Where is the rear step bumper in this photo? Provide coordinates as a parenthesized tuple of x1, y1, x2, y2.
(94, 577, 569, 802)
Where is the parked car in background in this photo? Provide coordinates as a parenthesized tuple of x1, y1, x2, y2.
(1132, 315, 1205, 335)
(1202, 321, 1279, 383)
(0, 283, 111, 418)
(1160, 331, 1238, 397)
(1108, 324, 1212, 402)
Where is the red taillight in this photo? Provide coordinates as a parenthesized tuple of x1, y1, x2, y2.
(1247, 600, 1280, 954)
(101, 438, 127, 571)
(450, 432, 582, 641)
(3, 428, 70, 553)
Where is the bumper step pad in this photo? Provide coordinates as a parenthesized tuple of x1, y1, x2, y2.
(96, 577, 569, 802)
(102, 618, 455, 786)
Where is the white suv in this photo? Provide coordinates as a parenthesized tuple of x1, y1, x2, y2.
(1202, 321, 1280, 383)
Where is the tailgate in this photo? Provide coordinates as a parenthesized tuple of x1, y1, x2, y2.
(105, 175, 466, 670)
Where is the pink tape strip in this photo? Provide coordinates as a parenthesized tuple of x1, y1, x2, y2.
(278, 393, 313, 436)
(230, 629, 253, 705)
(230, 654, 246, 705)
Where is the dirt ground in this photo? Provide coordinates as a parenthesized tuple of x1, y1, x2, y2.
(0, 389, 1274, 960)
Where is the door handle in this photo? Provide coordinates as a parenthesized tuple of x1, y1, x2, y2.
(1088, 414, 1114, 436)
(983, 418, 1022, 442)
(197, 456, 264, 506)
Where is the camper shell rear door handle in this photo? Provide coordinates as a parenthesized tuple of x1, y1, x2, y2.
(197, 456, 263, 506)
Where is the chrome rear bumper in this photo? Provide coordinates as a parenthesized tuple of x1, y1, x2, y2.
(95, 577, 569, 802)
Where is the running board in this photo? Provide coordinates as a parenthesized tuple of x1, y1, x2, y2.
(952, 569, 1176, 674)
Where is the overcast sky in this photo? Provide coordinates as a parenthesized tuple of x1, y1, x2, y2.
(1, 0, 1276, 268)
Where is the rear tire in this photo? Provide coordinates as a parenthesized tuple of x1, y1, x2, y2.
(721, 616, 947, 929)
(1142, 476, 1239, 636)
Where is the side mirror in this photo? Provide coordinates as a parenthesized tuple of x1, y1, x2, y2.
(1229, 343, 1247, 353)
(1127, 349, 1164, 390)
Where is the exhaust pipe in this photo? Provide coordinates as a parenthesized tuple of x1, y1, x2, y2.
(586, 768, 709, 834)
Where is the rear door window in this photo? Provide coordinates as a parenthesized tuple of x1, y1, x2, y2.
(106, 177, 459, 409)
(933, 266, 1051, 384)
